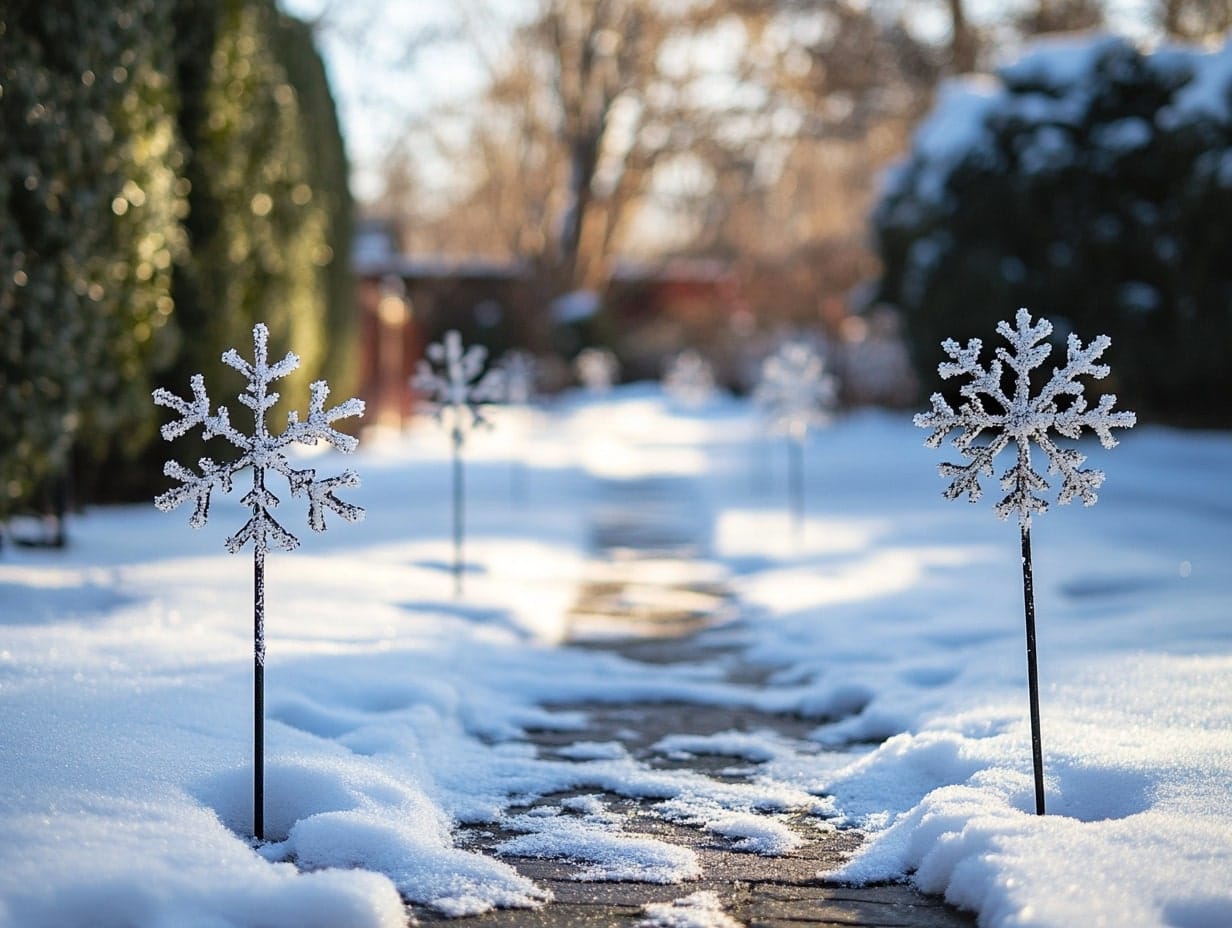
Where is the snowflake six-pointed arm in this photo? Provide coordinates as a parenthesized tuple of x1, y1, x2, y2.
(284, 381, 364, 454)
(226, 508, 300, 555)
(152, 375, 211, 442)
(288, 468, 364, 533)
(154, 457, 235, 528)
(153, 373, 252, 525)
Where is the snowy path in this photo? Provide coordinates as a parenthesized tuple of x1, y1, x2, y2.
(407, 474, 974, 926)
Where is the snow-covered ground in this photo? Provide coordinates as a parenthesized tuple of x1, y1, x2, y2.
(1, 385, 1228, 927)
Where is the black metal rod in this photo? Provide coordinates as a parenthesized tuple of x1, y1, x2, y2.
(253, 537, 266, 840)
(1021, 522, 1046, 816)
(452, 430, 464, 598)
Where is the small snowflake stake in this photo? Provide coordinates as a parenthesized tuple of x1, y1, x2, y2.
(153, 323, 364, 840)
(914, 308, 1135, 815)
(753, 340, 836, 535)
(575, 347, 619, 395)
(498, 349, 538, 408)
(663, 349, 716, 409)
(497, 350, 538, 502)
(412, 330, 503, 596)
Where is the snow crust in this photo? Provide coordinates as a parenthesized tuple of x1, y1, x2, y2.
(2, 386, 1229, 927)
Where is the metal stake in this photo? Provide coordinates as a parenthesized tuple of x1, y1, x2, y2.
(1021, 522, 1046, 815)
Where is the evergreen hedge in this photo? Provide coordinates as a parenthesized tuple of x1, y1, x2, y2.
(0, 0, 352, 518)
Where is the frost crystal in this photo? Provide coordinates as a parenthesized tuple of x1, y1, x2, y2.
(914, 308, 1136, 526)
(754, 340, 836, 440)
(153, 323, 365, 553)
(413, 330, 504, 439)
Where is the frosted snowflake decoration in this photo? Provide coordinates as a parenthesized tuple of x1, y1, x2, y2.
(413, 330, 504, 439)
(663, 349, 715, 408)
(497, 349, 538, 406)
(914, 308, 1136, 526)
(575, 347, 619, 394)
(153, 323, 365, 553)
(754, 340, 836, 440)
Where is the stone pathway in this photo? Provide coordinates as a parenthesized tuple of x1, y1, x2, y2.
(410, 478, 974, 927)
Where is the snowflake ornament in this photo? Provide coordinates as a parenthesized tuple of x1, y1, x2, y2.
(914, 308, 1136, 526)
(754, 340, 836, 440)
(575, 347, 619, 394)
(497, 349, 538, 406)
(413, 330, 504, 439)
(153, 323, 365, 553)
(663, 349, 716, 408)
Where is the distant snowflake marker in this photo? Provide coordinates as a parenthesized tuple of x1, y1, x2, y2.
(153, 323, 364, 840)
(754, 340, 836, 535)
(497, 349, 538, 502)
(663, 349, 716, 409)
(413, 330, 503, 596)
(914, 308, 1135, 815)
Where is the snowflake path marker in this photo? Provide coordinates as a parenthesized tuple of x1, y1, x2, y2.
(153, 323, 364, 841)
(575, 347, 619, 395)
(497, 350, 538, 502)
(753, 340, 836, 536)
(663, 349, 716, 409)
(498, 349, 538, 408)
(413, 330, 503, 597)
(914, 308, 1135, 815)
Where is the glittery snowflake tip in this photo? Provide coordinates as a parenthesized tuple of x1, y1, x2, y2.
(914, 308, 1136, 526)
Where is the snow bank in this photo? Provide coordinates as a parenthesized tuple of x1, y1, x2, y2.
(1, 387, 1229, 927)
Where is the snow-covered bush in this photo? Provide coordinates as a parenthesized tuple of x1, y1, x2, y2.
(875, 33, 1232, 426)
